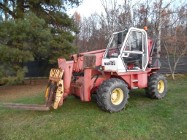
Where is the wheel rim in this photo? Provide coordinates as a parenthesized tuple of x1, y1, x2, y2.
(111, 88, 124, 105)
(157, 80, 165, 94)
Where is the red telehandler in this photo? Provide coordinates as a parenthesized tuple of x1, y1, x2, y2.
(3, 27, 168, 112)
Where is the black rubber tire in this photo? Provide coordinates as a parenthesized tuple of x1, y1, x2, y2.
(96, 78, 129, 113)
(146, 73, 168, 99)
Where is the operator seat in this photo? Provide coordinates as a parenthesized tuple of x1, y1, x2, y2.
(123, 43, 142, 68)
(123, 54, 141, 64)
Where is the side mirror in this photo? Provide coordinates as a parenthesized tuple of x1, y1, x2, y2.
(117, 32, 123, 44)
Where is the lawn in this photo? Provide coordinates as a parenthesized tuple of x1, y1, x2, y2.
(0, 76, 187, 140)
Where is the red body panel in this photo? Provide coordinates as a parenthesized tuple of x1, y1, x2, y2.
(57, 40, 158, 102)
(148, 39, 153, 64)
(58, 58, 74, 97)
(71, 49, 105, 72)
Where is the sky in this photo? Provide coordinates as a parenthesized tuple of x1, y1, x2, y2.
(68, 0, 185, 18)
(68, 0, 161, 17)
(68, 0, 105, 17)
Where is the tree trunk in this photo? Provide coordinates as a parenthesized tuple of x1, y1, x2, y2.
(16, 0, 25, 19)
(171, 72, 175, 80)
(157, 0, 163, 58)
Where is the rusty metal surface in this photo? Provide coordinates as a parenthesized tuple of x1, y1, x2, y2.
(83, 54, 96, 68)
(1, 103, 50, 111)
(49, 68, 63, 82)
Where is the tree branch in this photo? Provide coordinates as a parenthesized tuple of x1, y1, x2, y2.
(0, 2, 16, 18)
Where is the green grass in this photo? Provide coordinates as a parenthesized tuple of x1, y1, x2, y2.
(0, 77, 187, 140)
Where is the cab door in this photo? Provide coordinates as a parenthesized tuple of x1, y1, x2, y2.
(121, 28, 148, 71)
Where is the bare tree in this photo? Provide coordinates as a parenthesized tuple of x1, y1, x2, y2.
(74, 0, 187, 78)
(163, 4, 187, 79)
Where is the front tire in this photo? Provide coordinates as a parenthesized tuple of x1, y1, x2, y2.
(96, 78, 129, 113)
(146, 74, 168, 99)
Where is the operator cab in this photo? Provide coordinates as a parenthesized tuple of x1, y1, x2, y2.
(102, 27, 149, 72)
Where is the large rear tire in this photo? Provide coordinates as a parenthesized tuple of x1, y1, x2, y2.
(96, 78, 129, 113)
(146, 73, 168, 99)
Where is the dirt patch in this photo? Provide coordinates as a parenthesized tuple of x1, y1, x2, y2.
(0, 79, 48, 102)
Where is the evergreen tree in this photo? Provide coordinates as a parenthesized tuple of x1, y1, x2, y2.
(0, 0, 81, 84)
(0, 13, 51, 84)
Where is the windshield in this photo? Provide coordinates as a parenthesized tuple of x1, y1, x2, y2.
(105, 30, 127, 58)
